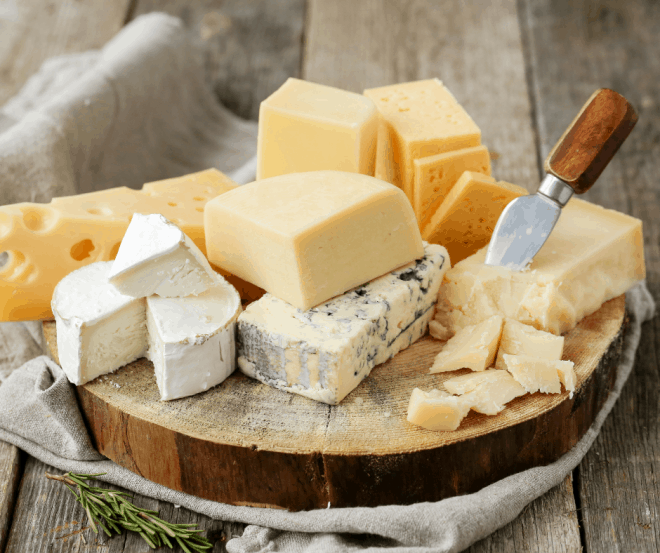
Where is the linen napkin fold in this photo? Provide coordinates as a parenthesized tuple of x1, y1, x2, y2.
(0, 12, 655, 553)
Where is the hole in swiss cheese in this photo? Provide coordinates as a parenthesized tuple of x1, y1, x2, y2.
(70, 239, 95, 261)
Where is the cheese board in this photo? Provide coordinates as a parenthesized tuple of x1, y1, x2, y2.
(43, 294, 626, 511)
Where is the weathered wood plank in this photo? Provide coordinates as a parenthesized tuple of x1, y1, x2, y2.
(0, 442, 22, 553)
(520, 0, 660, 551)
(131, 0, 306, 121)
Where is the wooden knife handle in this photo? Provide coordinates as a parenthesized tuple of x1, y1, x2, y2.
(543, 88, 638, 194)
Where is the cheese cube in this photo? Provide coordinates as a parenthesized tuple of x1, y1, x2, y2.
(407, 388, 472, 431)
(430, 315, 503, 373)
(109, 214, 216, 298)
(237, 244, 449, 404)
(205, 171, 424, 311)
(435, 198, 645, 335)
(52, 262, 147, 385)
(146, 275, 241, 401)
(423, 171, 527, 264)
(500, 354, 576, 394)
(364, 79, 481, 201)
(444, 369, 526, 415)
(413, 146, 491, 229)
(257, 78, 378, 180)
(495, 319, 564, 371)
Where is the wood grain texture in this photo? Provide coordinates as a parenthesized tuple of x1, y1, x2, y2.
(0, 441, 21, 553)
(42, 295, 626, 511)
(520, 0, 660, 550)
(131, 0, 306, 121)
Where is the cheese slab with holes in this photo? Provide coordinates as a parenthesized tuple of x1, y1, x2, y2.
(0, 169, 237, 321)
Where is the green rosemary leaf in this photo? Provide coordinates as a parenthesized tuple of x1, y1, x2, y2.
(175, 535, 193, 553)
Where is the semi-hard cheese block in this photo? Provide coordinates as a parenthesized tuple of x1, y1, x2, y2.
(500, 354, 575, 394)
(146, 275, 241, 401)
(407, 389, 472, 431)
(495, 319, 564, 371)
(435, 198, 645, 336)
(237, 244, 449, 404)
(430, 315, 503, 373)
(0, 169, 237, 321)
(413, 146, 491, 229)
(109, 214, 216, 298)
(364, 79, 481, 201)
(423, 171, 527, 264)
(257, 78, 378, 180)
(52, 262, 147, 386)
(444, 369, 526, 415)
(205, 171, 425, 311)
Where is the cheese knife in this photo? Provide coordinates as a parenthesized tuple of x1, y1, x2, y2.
(485, 88, 638, 270)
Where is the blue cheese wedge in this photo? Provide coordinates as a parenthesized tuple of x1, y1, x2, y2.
(237, 244, 450, 404)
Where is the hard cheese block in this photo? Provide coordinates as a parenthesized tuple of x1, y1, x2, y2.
(444, 369, 526, 415)
(237, 244, 449, 404)
(205, 171, 425, 311)
(435, 198, 645, 336)
(364, 79, 481, 202)
(257, 78, 378, 180)
(495, 319, 564, 371)
(500, 354, 575, 394)
(0, 169, 237, 321)
(413, 146, 491, 230)
(109, 214, 216, 298)
(423, 171, 527, 264)
(407, 389, 472, 431)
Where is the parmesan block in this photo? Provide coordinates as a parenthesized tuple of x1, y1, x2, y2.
(495, 319, 564, 371)
(444, 369, 526, 415)
(52, 262, 147, 386)
(500, 354, 576, 394)
(146, 275, 241, 401)
(407, 388, 472, 431)
(413, 146, 491, 229)
(237, 244, 449, 404)
(205, 171, 425, 311)
(422, 171, 527, 264)
(364, 79, 481, 201)
(257, 78, 378, 180)
(109, 214, 216, 298)
(435, 198, 645, 335)
(430, 315, 503, 373)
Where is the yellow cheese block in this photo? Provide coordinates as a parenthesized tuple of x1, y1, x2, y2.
(0, 169, 237, 321)
(423, 171, 527, 264)
(414, 145, 491, 229)
(204, 170, 424, 311)
(500, 354, 576, 395)
(257, 78, 378, 180)
(435, 198, 645, 336)
(407, 388, 472, 431)
(364, 79, 481, 202)
(494, 319, 564, 371)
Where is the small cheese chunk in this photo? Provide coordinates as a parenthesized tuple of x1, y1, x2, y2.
(428, 319, 452, 341)
(407, 388, 471, 431)
(146, 275, 241, 401)
(237, 244, 449, 404)
(495, 319, 564, 371)
(109, 214, 216, 298)
(364, 79, 481, 201)
(422, 171, 527, 264)
(430, 315, 503, 373)
(413, 146, 491, 229)
(444, 369, 526, 415)
(500, 354, 576, 394)
(556, 362, 577, 394)
(257, 78, 378, 180)
(435, 198, 645, 335)
(52, 262, 147, 385)
(205, 171, 424, 311)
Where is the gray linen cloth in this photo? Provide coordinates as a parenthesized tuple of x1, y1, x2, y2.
(0, 13, 655, 553)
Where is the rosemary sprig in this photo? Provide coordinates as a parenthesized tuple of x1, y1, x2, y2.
(45, 471, 213, 551)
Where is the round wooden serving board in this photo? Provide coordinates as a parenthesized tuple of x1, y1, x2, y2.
(43, 296, 626, 511)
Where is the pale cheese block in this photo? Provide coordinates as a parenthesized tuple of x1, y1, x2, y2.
(495, 319, 564, 371)
(205, 171, 425, 311)
(364, 79, 481, 202)
(413, 146, 491, 230)
(407, 388, 472, 431)
(0, 169, 237, 321)
(52, 261, 147, 386)
(237, 244, 449, 405)
(109, 214, 216, 298)
(435, 198, 645, 336)
(422, 171, 527, 264)
(257, 78, 378, 180)
(500, 354, 576, 394)
(444, 369, 526, 415)
(430, 315, 503, 373)
(146, 274, 241, 401)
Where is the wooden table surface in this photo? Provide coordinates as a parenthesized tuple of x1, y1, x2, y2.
(0, 0, 658, 551)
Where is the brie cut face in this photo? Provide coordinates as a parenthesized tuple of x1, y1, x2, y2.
(109, 213, 216, 298)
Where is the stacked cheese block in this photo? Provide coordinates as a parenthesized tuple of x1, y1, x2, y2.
(52, 213, 241, 401)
